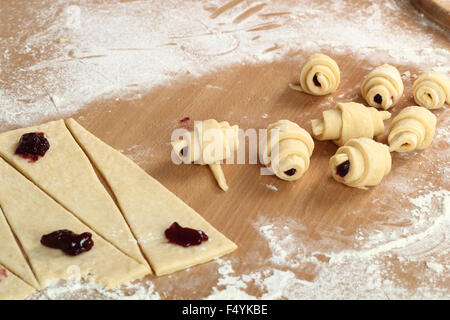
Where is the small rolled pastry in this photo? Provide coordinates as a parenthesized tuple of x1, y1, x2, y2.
(388, 106, 436, 152)
(412, 71, 450, 109)
(311, 102, 391, 146)
(262, 120, 314, 181)
(289, 53, 340, 95)
(171, 119, 239, 191)
(361, 64, 404, 110)
(329, 138, 391, 189)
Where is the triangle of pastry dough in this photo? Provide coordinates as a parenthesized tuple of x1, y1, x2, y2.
(0, 158, 150, 289)
(0, 207, 39, 289)
(0, 120, 149, 270)
(66, 119, 238, 276)
(0, 264, 35, 300)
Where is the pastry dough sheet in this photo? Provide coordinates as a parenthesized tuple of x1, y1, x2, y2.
(66, 119, 238, 276)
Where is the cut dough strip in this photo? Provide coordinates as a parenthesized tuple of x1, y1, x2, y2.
(361, 64, 404, 110)
(329, 138, 391, 189)
(0, 264, 35, 300)
(289, 53, 340, 95)
(0, 158, 150, 289)
(413, 71, 450, 109)
(171, 119, 239, 191)
(262, 120, 314, 181)
(311, 102, 391, 146)
(0, 120, 149, 270)
(0, 207, 39, 289)
(388, 106, 437, 152)
(66, 118, 238, 276)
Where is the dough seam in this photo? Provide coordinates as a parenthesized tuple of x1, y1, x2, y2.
(0, 204, 40, 289)
(0, 153, 147, 270)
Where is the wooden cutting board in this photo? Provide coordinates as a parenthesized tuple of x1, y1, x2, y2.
(1, 0, 449, 299)
(411, 0, 450, 30)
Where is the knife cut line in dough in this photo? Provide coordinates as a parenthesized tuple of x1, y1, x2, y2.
(311, 102, 391, 146)
(361, 64, 404, 110)
(171, 119, 239, 191)
(0, 207, 40, 289)
(0, 120, 150, 270)
(0, 157, 150, 289)
(66, 118, 238, 276)
(289, 53, 340, 96)
(0, 264, 36, 300)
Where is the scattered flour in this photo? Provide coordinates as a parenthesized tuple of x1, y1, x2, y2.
(29, 278, 160, 300)
(204, 189, 449, 299)
(1, 0, 449, 128)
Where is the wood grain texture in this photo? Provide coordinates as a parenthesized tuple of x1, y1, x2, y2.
(411, 0, 450, 30)
(0, 0, 449, 299)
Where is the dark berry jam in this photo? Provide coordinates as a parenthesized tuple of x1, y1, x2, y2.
(41, 229, 94, 256)
(15, 132, 50, 162)
(284, 168, 297, 176)
(313, 74, 321, 87)
(165, 222, 208, 247)
(374, 94, 382, 104)
(180, 147, 187, 156)
(0, 267, 7, 278)
(179, 117, 190, 123)
(336, 160, 350, 177)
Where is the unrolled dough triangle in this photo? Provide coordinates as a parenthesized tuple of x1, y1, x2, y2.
(0, 158, 150, 289)
(0, 120, 149, 270)
(66, 118, 237, 276)
(0, 264, 35, 300)
(0, 207, 39, 289)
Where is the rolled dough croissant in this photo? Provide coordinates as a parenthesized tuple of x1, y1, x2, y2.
(329, 137, 391, 189)
(289, 53, 340, 95)
(413, 71, 450, 109)
(311, 102, 391, 146)
(388, 106, 436, 152)
(361, 64, 404, 110)
(262, 120, 314, 181)
(171, 119, 239, 191)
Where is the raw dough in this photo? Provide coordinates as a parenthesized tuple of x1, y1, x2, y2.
(262, 120, 314, 181)
(171, 119, 239, 191)
(0, 158, 150, 289)
(329, 138, 392, 189)
(0, 264, 35, 300)
(388, 106, 437, 152)
(361, 64, 404, 110)
(311, 102, 391, 146)
(0, 120, 149, 270)
(413, 71, 450, 109)
(66, 118, 238, 276)
(0, 207, 39, 289)
(289, 53, 340, 95)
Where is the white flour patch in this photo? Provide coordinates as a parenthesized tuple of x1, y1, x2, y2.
(1, 0, 449, 128)
(205, 188, 449, 299)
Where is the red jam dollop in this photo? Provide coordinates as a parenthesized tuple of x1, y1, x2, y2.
(15, 132, 50, 162)
(41, 229, 94, 256)
(165, 222, 208, 247)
